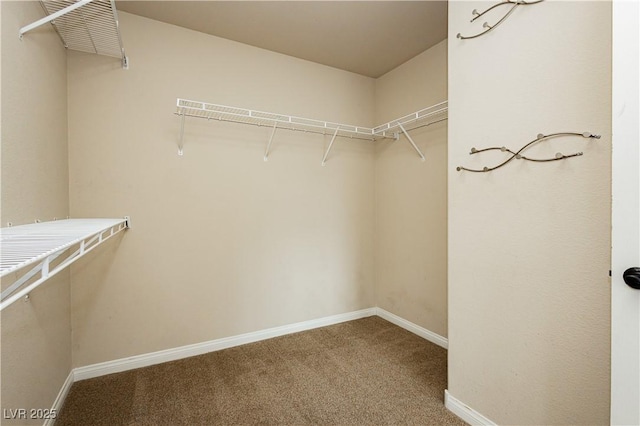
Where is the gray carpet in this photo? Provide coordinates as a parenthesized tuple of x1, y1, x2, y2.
(56, 316, 466, 425)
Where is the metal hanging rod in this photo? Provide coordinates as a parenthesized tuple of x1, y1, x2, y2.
(20, 0, 129, 69)
(0, 217, 130, 311)
(456, 0, 544, 40)
(395, 117, 448, 134)
(175, 98, 448, 162)
(456, 131, 601, 173)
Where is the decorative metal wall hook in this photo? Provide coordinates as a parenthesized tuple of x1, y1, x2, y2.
(456, 132, 601, 173)
(456, 0, 544, 40)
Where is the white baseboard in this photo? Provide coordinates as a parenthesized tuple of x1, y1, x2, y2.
(375, 308, 448, 349)
(445, 390, 497, 426)
(74, 308, 377, 381)
(44, 370, 74, 426)
(55, 307, 448, 421)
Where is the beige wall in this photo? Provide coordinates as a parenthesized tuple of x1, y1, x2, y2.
(448, 1, 611, 424)
(1, 1, 71, 423)
(374, 40, 448, 337)
(2, 2, 613, 423)
(67, 12, 376, 367)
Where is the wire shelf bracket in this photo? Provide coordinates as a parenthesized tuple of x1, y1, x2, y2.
(19, 0, 129, 69)
(263, 123, 278, 162)
(0, 217, 130, 311)
(321, 127, 341, 166)
(397, 123, 426, 161)
(175, 98, 448, 163)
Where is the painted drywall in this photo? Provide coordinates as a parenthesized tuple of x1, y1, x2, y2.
(67, 12, 376, 367)
(0, 1, 71, 423)
(448, 1, 611, 424)
(374, 40, 448, 337)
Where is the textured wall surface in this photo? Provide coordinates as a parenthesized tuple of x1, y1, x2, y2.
(448, 1, 611, 424)
(375, 40, 448, 337)
(68, 12, 376, 367)
(1, 1, 71, 424)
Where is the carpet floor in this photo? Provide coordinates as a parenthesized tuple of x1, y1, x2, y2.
(56, 316, 466, 425)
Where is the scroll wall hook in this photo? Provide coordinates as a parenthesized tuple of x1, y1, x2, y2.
(456, 0, 544, 40)
(456, 132, 600, 173)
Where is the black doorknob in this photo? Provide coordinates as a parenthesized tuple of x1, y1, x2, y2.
(623, 267, 640, 290)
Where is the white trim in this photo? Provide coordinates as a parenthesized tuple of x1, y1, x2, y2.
(375, 308, 448, 349)
(51, 307, 448, 418)
(611, 0, 640, 423)
(44, 370, 74, 426)
(444, 390, 497, 426)
(74, 308, 377, 381)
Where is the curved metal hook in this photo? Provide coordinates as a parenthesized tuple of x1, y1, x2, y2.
(470, 0, 544, 23)
(457, 0, 544, 40)
(456, 132, 600, 173)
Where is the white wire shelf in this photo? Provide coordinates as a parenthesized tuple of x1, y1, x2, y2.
(175, 98, 448, 161)
(19, 0, 128, 68)
(0, 218, 129, 311)
(373, 101, 448, 137)
(176, 99, 376, 141)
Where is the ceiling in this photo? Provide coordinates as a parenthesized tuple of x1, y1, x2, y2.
(116, 1, 448, 78)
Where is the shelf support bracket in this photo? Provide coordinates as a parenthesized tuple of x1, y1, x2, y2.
(263, 123, 278, 161)
(321, 127, 340, 166)
(19, 0, 94, 39)
(0, 249, 67, 302)
(178, 112, 186, 156)
(0, 220, 128, 312)
(397, 123, 425, 161)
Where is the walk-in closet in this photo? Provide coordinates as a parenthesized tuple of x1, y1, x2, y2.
(1, 1, 631, 425)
